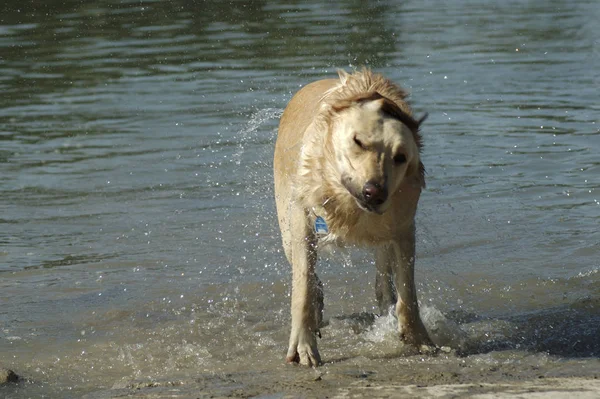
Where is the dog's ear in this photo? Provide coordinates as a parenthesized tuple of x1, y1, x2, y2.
(362, 98, 385, 113)
(416, 112, 428, 127)
(405, 158, 426, 189)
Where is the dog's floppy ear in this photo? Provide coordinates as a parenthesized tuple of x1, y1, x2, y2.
(362, 97, 385, 113)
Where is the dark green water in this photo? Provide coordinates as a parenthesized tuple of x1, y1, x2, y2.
(1, 0, 599, 397)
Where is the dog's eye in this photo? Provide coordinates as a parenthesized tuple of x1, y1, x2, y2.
(394, 153, 407, 164)
(353, 136, 366, 149)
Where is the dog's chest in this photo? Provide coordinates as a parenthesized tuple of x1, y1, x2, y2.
(310, 212, 340, 246)
(311, 207, 393, 247)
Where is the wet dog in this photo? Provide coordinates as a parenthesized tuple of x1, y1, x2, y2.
(273, 69, 432, 366)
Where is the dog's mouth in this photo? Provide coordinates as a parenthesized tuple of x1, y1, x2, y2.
(341, 177, 386, 215)
(356, 198, 385, 214)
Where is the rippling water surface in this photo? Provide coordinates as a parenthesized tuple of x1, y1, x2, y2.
(1, 0, 599, 397)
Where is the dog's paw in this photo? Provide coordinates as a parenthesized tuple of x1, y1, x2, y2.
(400, 330, 433, 346)
(286, 330, 322, 367)
(399, 321, 435, 350)
(286, 343, 322, 367)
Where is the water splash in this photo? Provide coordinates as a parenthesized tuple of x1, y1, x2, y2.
(420, 305, 468, 348)
(363, 308, 399, 343)
(361, 304, 467, 350)
(232, 108, 283, 167)
(228, 107, 286, 282)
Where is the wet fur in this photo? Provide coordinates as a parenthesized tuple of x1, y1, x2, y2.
(274, 69, 433, 367)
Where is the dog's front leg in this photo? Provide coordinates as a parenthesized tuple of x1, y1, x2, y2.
(286, 206, 322, 367)
(375, 245, 398, 315)
(388, 229, 433, 349)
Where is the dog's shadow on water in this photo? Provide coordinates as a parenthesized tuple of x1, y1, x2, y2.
(328, 296, 600, 360)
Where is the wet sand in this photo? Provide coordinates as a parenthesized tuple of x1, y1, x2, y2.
(78, 351, 600, 398)
(85, 375, 600, 398)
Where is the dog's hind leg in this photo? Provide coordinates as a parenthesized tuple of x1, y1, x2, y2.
(286, 206, 322, 367)
(375, 244, 397, 315)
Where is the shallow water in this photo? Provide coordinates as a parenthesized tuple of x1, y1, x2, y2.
(1, 0, 599, 397)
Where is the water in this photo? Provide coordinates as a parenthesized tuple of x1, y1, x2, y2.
(1, 0, 599, 397)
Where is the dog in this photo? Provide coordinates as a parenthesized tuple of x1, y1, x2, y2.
(273, 69, 432, 366)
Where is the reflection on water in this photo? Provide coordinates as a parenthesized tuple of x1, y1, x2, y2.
(1, 0, 599, 397)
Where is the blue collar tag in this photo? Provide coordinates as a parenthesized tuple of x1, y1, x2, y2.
(314, 216, 329, 235)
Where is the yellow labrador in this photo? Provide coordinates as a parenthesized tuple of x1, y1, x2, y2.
(274, 69, 432, 366)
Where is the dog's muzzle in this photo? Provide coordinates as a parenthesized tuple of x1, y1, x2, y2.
(361, 181, 388, 212)
(341, 176, 388, 214)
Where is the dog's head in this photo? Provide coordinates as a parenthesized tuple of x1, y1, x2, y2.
(327, 92, 425, 214)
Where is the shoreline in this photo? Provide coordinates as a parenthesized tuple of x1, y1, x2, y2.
(4, 353, 599, 398)
(335, 378, 600, 398)
(78, 375, 600, 398)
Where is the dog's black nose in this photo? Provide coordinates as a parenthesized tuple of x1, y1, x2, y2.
(362, 181, 388, 206)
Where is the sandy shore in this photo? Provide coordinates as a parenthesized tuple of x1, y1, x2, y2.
(5, 347, 599, 398)
(3, 359, 599, 398)
(77, 376, 600, 398)
(75, 357, 600, 399)
(334, 378, 600, 398)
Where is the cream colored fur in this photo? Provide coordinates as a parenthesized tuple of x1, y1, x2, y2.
(274, 69, 433, 367)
